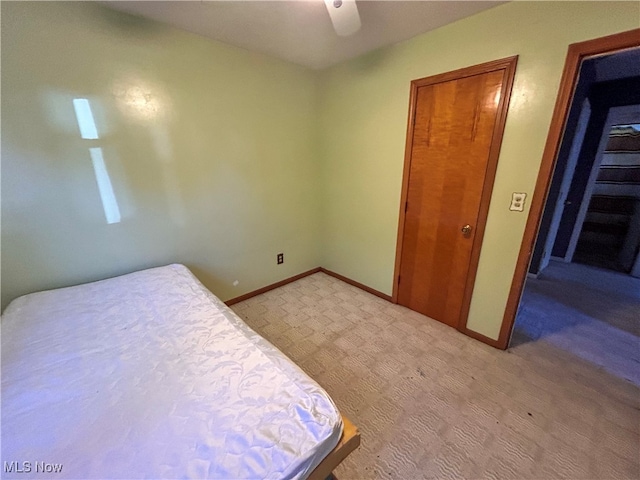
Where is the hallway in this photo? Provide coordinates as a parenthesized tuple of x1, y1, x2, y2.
(512, 261, 640, 386)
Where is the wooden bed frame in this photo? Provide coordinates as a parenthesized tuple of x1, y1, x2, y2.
(308, 415, 360, 480)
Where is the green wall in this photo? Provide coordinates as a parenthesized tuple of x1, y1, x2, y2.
(1, 2, 321, 309)
(2, 1, 638, 341)
(318, 1, 639, 339)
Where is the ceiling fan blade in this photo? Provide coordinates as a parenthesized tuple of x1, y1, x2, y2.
(324, 0, 361, 37)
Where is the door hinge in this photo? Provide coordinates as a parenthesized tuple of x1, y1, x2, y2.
(405, 201, 408, 213)
(398, 275, 401, 285)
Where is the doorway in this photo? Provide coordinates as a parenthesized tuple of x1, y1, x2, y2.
(530, 67, 640, 277)
(393, 57, 517, 331)
(502, 29, 640, 356)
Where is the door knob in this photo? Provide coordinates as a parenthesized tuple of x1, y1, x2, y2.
(461, 224, 472, 235)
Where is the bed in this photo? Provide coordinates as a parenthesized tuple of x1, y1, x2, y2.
(1, 264, 359, 479)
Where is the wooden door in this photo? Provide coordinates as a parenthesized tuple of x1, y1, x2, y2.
(394, 57, 517, 329)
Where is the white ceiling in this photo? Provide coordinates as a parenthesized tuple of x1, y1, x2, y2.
(102, 1, 506, 70)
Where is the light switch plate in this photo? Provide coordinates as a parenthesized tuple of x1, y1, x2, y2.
(510, 192, 526, 212)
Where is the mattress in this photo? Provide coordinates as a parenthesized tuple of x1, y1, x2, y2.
(1, 264, 342, 479)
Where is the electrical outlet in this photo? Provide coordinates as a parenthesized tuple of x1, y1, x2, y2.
(277, 253, 284, 265)
(510, 192, 526, 212)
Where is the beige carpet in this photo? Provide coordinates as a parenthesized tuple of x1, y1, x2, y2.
(231, 272, 639, 479)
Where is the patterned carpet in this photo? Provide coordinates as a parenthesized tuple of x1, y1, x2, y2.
(231, 272, 639, 479)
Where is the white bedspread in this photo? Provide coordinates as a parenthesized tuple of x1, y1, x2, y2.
(1, 264, 342, 479)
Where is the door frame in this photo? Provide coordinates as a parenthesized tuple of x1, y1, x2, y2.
(540, 98, 591, 270)
(392, 56, 518, 335)
(499, 28, 640, 350)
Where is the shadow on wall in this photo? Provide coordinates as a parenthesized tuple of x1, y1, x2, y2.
(96, 6, 169, 39)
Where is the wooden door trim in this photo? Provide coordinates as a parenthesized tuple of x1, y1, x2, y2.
(498, 28, 640, 350)
(392, 56, 519, 335)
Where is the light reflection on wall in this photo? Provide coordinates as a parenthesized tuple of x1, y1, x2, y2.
(89, 147, 122, 224)
(150, 124, 186, 226)
(72, 98, 99, 139)
(112, 75, 171, 123)
(72, 97, 122, 224)
(111, 75, 182, 224)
